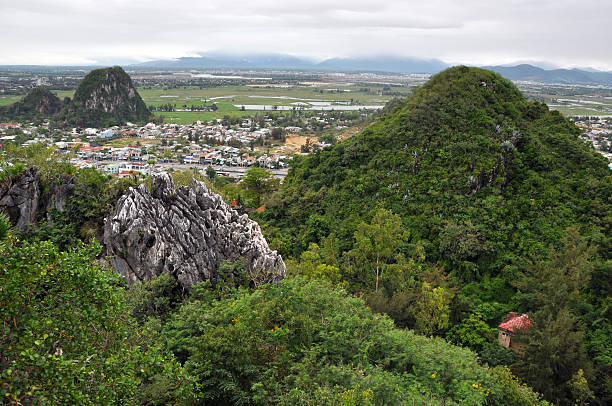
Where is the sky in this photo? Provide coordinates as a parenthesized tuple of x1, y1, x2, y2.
(1, 0, 611, 70)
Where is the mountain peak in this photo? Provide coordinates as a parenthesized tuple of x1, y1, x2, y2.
(62, 66, 150, 127)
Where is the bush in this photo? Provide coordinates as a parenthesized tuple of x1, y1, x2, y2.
(158, 277, 543, 405)
(0, 222, 194, 404)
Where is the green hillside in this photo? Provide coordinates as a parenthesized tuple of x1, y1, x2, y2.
(59, 66, 151, 127)
(269, 66, 611, 263)
(262, 66, 612, 405)
(0, 86, 63, 122)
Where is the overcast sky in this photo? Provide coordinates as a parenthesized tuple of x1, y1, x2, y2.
(1, 0, 610, 70)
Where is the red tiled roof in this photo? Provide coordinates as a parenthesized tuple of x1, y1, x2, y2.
(498, 312, 532, 334)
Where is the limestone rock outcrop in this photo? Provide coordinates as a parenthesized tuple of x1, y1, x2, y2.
(103, 174, 286, 288)
(0, 168, 41, 230)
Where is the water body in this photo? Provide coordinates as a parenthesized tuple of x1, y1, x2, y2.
(234, 104, 384, 111)
(191, 74, 272, 80)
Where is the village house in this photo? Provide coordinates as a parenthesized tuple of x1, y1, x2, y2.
(498, 312, 532, 352)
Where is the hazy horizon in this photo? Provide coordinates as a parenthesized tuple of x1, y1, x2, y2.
(1, 0, 611, 70)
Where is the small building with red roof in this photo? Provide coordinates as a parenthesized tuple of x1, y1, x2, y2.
(498, 312, 532, 352)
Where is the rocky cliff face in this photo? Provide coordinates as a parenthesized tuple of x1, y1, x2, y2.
(0, 168, 41, 230)
(104, 174, 286, 288)
(0, 168, 76, 229)
(63, 66, 150, 127)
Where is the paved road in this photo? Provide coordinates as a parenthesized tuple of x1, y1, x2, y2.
(157, 163, 288, 179)
(93, 159, 289, 179)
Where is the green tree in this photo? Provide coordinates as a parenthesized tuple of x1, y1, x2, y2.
(158, 277, 543, 406)
(350, 208, 403, 292)
(413, 282, 451, 337)
(288, 242, 344, 287)
(206, 165, 216, 181)
(241, 167, 279, 207)
(513, 229, 595, 405)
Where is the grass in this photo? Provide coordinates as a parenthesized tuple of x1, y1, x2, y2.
(0, 95, 22, 106)
(138, 84, 398, 109)
(550, 106, 612, 116)
(19, 85, 398, 123)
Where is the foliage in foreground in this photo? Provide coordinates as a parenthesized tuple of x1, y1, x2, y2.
(141, 276, 548, 406)
(0, 218, 194, 405)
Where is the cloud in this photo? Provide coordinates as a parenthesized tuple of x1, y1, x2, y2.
(0, 0, 610, 69)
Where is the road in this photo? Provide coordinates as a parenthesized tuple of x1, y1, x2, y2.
(156, 163, 288, 179)
(92, 159, 289, 179)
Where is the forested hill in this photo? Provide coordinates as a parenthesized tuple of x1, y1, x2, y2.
(262, 66, 612, 405)
(268, 66, 611, 267)
(59, 66, 150, 127)
(1, 66, 151, 127)
(0, 86, 63, 122)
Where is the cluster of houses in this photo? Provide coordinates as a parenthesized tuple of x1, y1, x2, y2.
(573, 116, 612, 165)
(78, 121, 273, 146)
(1, 119, 292, 178)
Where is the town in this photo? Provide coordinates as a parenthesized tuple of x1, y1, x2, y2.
(0, 108, 378, 179)
(573, 115, 612, 167)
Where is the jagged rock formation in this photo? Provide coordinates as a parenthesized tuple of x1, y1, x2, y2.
(0, 87, 63, 122)
(61, 66, 150, 127)
(0, 168, 41, 230)
(104, 174, 286, 288)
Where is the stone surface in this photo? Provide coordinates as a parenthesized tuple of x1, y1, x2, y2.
(103, 173, 286, 288)
(44, 178, 75, 220)
(0, 168, 41, 230)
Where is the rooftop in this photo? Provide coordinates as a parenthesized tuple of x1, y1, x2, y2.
(498, 312, 532, 334)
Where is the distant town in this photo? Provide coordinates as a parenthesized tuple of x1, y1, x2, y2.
(0, 109, 377, 179)
(1, 66, 611, 180)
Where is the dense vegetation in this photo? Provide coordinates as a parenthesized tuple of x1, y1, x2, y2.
(0, 216, 195, 405)
(0, 86, 64, 122)
(2, 66, 610, 404)
(260, 66, 612, 405)
(0, 157, 549, 405)
(130, 273, 549, 406)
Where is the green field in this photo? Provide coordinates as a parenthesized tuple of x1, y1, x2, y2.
(139, 84, 403, 124)
(138, 84, 398, 107)
(520, 87, 612, 116)
(25, 85, 401, 124)
(551, 106, 612, 116)
(0, 95, 22, 106)
(6, 82, 612, 124)
(155, 109, 254, 124)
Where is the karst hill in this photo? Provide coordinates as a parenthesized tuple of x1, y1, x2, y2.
(0, 86, 63, 122)
(60, 66, 150, 127)
(2, 66, 151, 127)
(268, 66, 612, 275)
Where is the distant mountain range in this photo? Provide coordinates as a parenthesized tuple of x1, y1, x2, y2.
(132, 54, 612, 85)
(483, 64, 612, 85)
(132, 54, 447, 74)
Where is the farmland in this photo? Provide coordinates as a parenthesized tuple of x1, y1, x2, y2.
(3, 68, 612, 123)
